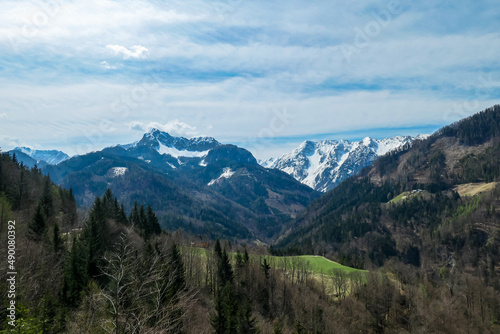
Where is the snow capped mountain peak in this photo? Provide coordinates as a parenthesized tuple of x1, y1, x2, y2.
(362, 136, 373, 146)
(137, 129, 220, 158)
(12, 147, 69, 165)
(263, 135, 421, 192)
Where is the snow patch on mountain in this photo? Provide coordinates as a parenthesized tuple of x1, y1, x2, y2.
(259, 157, 276, 169)
(208, 168, 235, 186)
(158, 143, 210, 158)
(109, 167, 128, 177)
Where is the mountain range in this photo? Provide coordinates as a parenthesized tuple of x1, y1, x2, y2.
(7, 129, 438, 242)
(260, 135, 428, 192)
(10, 129, 320, 241)
(11, 133, 427, 195)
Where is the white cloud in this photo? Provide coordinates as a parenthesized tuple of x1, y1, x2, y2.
(130, 120, 201, 138)
(0, 135, 19, 149)
(0, 113, 6, 118)
(100, 61, 117, 69)
(0, 0, 499, 158)
(106, 44, 149, 59)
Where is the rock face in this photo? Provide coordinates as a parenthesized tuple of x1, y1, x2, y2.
(264, 136, 424, 192)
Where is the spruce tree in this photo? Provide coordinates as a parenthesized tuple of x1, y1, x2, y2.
(237, 298, 257, 334)
(81, 196, 107, 279)
(130, 201, 140, 227)
(28, 203, 46, 240)
(40, 176, 54, 218)
(53, 223, 64, 253)
(212, 242, 239, 334)
(139, 204, 147, 237)
(164, 243, 186, 333)
(118, 203, 128, 225)
(146, 205, 161, 236)
(168, 244, 185, 298)
(0, 193, 12, 236)
(63, 236, 86, 306)
(261, 259, 271, 279)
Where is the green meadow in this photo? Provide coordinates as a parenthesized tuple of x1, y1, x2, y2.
(183, 247, 365, 276)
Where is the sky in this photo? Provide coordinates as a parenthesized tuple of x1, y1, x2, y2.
(0, 0, 499, 159)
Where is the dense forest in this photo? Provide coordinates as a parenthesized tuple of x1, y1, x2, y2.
(0, 155, 498, 333)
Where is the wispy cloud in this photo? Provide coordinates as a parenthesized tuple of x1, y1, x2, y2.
(0, 0, 499, 158)
(106, 44, 149, 60)
(100, 61, 117, 70)
(130, 120, 201, 138)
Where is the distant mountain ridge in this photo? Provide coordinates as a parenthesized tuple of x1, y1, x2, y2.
(11, 147, 70, 166)
(261, 135, 427, 192)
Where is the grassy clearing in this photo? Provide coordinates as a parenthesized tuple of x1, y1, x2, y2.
(388, 191, 409, 204)
(388, 190, 427, 204)
(453, 182, 498, 197)
(181, 246, 364, 277)
(247, 254, 365, 276)
(295, 255, 365, 275)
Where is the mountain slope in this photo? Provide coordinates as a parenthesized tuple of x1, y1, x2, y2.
(276, 105, 500, 273)
(43, 130, 319, 241)
(263, 136, 422, 192)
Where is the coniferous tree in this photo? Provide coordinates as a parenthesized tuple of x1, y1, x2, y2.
(0, 192, 12, 236)
(53, 223, 64, 253)
(15, 167, 28, 210)
(212, 241, 239, 334)
(261, 259, 271, 279)
(103, 188, 114, 213)
(118, 203, 128, 225)
(218, 249, 234, 288)
(80, 196, 107, 279)
(237, 298, 258, 334)
(28, 203, 46, 240)
(139, 204, 147, 237)
(163, 243, 186, 333)
(130, 201, 140, 227)
(40, 176, 54, 218)
(146, 205, 161, 236)
(167, 244, 185, 299)
(66, 188, 77, 225)
(63, 236, 86, 306)
(244, 249, 250, 263)
(112, 197, 120, 220)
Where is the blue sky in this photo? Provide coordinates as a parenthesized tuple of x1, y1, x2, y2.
(0, 0, 499, 159)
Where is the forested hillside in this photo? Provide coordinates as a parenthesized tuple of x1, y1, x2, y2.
(272, 106, 500, 331)
(2, 135, 500, 333)
(277, 105, 500, 266)
(37, 135, 319, 242)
